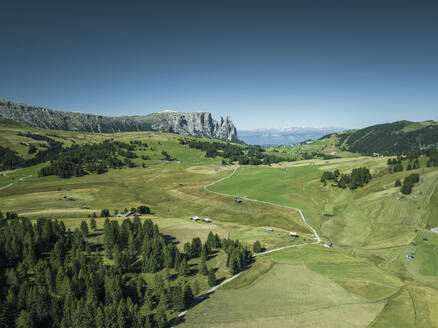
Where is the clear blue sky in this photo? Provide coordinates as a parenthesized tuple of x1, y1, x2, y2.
(1, 0, 438, 130)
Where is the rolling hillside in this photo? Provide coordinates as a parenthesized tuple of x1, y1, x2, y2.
(321, 120, 438, 155)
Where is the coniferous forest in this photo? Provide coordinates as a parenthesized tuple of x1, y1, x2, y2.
(0, 214, 252, 328)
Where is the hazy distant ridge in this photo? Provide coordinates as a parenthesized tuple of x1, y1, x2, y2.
(238, 127, 344, 145)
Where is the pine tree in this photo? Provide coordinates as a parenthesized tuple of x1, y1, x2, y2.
(154, 305, 167, 328)
(80, 220, 89, 238)
(174, 251, 181, 271)
(253, 240, 262, 253)
(179, 257, 190, 276)
(183, 242, 191, 259)
(395, 179, 401, 187)
(95, 306, 105, 328)
(199, 257, 208, 276)
(183, 284, 194, 308)
(230, 256, 240, 275)
(208, 269, 217, 287)
(159, 288, 171, 310)
(172, 285, 184, 311)
(192, 280, 200, 296)
(90, 217, 97, 230)
(15, 310, 34, 328)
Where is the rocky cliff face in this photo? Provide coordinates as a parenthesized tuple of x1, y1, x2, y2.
(0, 99, 239, 142)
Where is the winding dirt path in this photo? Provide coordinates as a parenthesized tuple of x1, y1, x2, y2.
(0, 172, 32, 191)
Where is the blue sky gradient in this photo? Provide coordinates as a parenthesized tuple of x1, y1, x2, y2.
(1, 0, 437, 129)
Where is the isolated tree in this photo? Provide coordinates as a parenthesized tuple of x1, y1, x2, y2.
(395, 179, 401, 187)
(253, 240, 262, 254)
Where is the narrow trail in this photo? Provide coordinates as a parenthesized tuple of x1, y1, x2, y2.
(0, 172, 32, 191)
(172, 165, 321, 327)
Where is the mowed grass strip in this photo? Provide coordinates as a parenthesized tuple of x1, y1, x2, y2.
(180, 264, 384, 328)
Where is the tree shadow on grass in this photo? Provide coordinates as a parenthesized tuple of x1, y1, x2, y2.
(163, 234, 179, 245)
(87, 232, 103, 238)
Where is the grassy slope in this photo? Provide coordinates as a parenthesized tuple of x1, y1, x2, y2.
(194, 157, 438, 327)
(181, 263, 384, 328)
(3, 122, 438, 326)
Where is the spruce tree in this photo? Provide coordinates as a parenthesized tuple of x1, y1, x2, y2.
(90, 217, 97, 230)
(80, 221, 89, 238)
(179, 258, 190, 276)
(154, 305, 167, 328)
(199, 257, 208, 276)
(208, 269, 216, 287)
(183, 284, 194, 308)
(192, 280, 200, 296)
(253, 240, 262, 253)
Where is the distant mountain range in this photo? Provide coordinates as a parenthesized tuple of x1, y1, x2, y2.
(321, 120, 438, 154)
(0, 99, 239, 142)
(238, 127, 344, 145)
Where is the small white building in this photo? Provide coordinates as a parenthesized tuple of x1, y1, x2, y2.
(191, 216, 200, 221)
(324, 243, 332, 248)
(265, 228, 273, 232)
(203, 218, 211, 223)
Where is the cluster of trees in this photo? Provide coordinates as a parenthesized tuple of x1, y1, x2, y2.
(0, 211, 251, 328)
(180, 138, 291, 165)
(38, 141, 138, 178)
(387, 156, 420, 173)
(0, 211, 19, 220)
(321, 167, 372, 190)
(387, 158, 404, 173)
(387, 149, 438, 174)
(399, 173, 420, 195)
